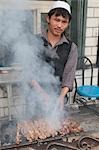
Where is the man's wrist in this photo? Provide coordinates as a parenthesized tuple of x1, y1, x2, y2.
(60, 86, 69, 97)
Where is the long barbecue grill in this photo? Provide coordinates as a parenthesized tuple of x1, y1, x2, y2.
(0, 69, 99, 150)
(0, 108, 99, 150)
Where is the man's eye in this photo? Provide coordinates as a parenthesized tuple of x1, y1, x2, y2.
(63, 21, 66, 24)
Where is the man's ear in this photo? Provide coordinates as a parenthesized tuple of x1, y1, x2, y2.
(46, 16, 50, 24)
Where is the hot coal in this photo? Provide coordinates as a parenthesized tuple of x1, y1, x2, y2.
(0, 120, 17, 145)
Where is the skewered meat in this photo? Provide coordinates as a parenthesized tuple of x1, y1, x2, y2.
(59, 118, 83, 135)
(16, 123, 22, 144)
(16, 118, 83, 144)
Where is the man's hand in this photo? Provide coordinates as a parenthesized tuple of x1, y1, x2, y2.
(58, 86, 69, 110)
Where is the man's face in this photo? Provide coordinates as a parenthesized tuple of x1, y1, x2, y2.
(46, 15, 70, 37)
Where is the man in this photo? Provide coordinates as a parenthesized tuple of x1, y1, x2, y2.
(32, 0, 78, 109)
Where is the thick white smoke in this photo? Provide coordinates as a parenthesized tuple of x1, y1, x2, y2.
(0, 2, 65, 129)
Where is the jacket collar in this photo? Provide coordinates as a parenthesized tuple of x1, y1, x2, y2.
(40, 30, 69, 46)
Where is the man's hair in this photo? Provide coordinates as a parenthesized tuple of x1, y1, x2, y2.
(48, 8, 71, 22)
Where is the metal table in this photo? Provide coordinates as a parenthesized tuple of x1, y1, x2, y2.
(0, 68, 21, 120)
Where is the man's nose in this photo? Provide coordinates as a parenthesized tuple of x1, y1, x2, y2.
(57, 21, 62, 28)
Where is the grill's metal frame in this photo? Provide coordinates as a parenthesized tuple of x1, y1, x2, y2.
(1, 133, 99, 150)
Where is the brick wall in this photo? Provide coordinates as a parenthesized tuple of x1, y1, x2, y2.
(85, 0, 99, 62)
(85, 0, 99, 86)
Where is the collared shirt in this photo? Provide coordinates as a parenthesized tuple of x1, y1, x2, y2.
(38, 32, 78, 91)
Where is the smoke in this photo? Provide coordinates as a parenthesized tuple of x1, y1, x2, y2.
(0, 2, 65, 129)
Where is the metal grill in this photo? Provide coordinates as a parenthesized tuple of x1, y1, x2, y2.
(1, 134, 99, 150)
